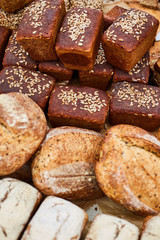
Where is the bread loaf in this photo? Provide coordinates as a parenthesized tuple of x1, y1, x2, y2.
(32, 126, 103, 200)
(0, 178, 42, 240)
(21, 196, 88, 240)
(0, 0, 34, 13)
(95, 124, 160, 216)
(0, 92, 47, 176)
(141, 215, 160, 239)
(85, 214, 139, 240)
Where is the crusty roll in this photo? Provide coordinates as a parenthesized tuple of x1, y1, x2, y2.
(141, 215, 160, 239)
(32, 126, 103, 200)
(21, 196, 88, 240)
(0, 92, 47, 176)
(0, 178, 42, 240)
(95, 124, 160, 216)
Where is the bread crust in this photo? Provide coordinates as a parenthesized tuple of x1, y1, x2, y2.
(17, 0, 66, 61)
(141, 215, 160, 239)
(0, 92, 47, 175)
(32, 126, 103, 200)
(48, 85, 109, 131)
(0, 26, 11, 68)
(55, 7, 103, 70)
(102, 9, 159, 71)
(0, 0, 34, 13)
(95, 124, 160, 216)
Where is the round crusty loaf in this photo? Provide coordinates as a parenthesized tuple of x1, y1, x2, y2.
(32, 126, 104, 200)
(95, 124, 160, 216)
(0, 92, 47, 176)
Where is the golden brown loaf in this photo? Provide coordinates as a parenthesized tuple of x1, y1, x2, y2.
(21, 196, 88, 240)
(95, 124, 160, 216)
(0, 92, 47, 176)
(32, 126, 103, 200)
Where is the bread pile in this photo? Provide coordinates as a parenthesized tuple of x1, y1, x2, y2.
(0, 0, 160, 239)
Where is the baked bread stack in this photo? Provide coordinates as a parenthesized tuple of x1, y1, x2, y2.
(0, 0, 159, 238)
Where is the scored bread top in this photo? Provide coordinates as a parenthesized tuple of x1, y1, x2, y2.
(95, 124, 160, 216)
(32, 126, 103, 200)
(141, 215, 160, 240)
(0, 92, 47, 175)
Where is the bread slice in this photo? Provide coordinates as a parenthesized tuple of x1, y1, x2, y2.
(85, 214, 139, 240)
(95, 124, 160, 216)
(0, 178, 42, 240)
(141, 215, 160, 239)
(21, 196, 88, 240)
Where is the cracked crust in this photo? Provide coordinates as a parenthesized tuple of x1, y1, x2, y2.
(85, 214, 139, 240)
(95, 124, 160, 216)
(21, 196, 88, 240)
(141, 215, 160, 239)
(0, 92, 47, 176)
(0, 178, 42, 240)
(32, 126, 103, 200)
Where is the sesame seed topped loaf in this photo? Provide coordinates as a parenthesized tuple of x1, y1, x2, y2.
(85, 214, 139, 240)
(0, 66, 55, 110)
(103, 5, 127, 31)
(16, 0, 66, 61)
(79, 43, 114, 90)
(0, 0, 34, 13)
(141, 215, 160, 240)
(113, 52, 150, 84)
(95, 124, 160, 216)
(48, 85, 109, 131)
(0, 26, 10, 68)
(70, 0, 103, 10)
(0, 92, 47, 176)
(0, 178, 42, 240)
(3, 31, 37, 70)
(38, 60, 73, 85)
(55, 7, 103, 70)
(32, 126, 103, 200)
(140, 0, 158, 9)
(21, 196, 88, 240)
(0, 7, 26, 30)
(110, 82, 160, 131)
(102, 9, 159, 72)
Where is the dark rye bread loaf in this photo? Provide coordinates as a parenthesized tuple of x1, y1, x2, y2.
(17, 0, 66, 61)
(48, 85, 109, 131)
(0, 92, 47, 176)
(109, 82, 160, 131)
(3, 30, 37, 70)
(0, 0, 34, 13)
(0, 26, 11, 68)
(79, 43, 114, 90)
(102, 9, 159, 71)
(113, 52, 150, 84)
(95, 124, 160, 216)
(55, 7, 103, 70)
(32, 126, 103, 200)
(0, 178, 42, 240)
(0, 66, 55, 110)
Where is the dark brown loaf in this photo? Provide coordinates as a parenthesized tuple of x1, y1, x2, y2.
(0, 66, 55, 110)
(17, 0, 66, 61)
(113, 52, 150, 84)
(32, 126, 103, 200)
(109, 82, 160, 131)
(102, 9, 159, 71)
(0, 92, 47, 176)
(38, 60, 73, 85)
(95, 124, 160, 216)
(0, 0, 34, 13)
(0, 26, 11, 68)
(48, 85, 109, 131)
(3, 30, 37, 70)
(55, 7, 103, 70)
(79, 43, 114, 90)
